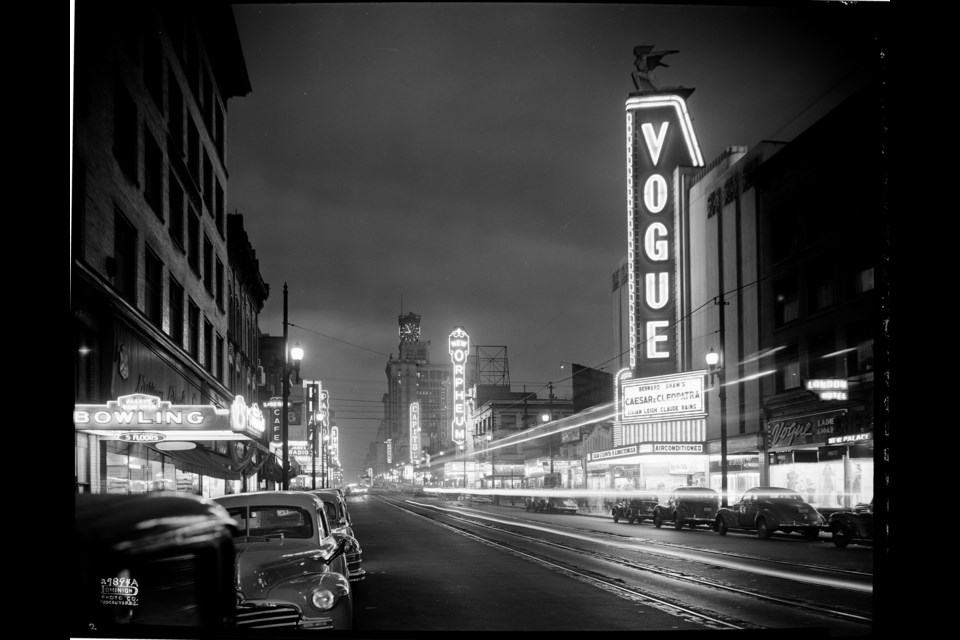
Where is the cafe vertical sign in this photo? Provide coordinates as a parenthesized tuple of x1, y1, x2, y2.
(625, 47, 703, 376)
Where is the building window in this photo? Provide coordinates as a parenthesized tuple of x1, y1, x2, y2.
(774, 279, 799, 327)
(145, 248, 163, 328)
(215, 257, 224, 311)
(808, 268, 834, 313)
(203, 235, 214, 294)
(113, 209, 137, 305)
(204, 319, 214, 372)
(113, 78, 138, 183)
(203, 67, 214, 133)
(169, 176, 184, 249)
(169, 276, 184, 347)
(776, 343, 800, 392)
(203, 150, 213, 216)
(144, 25, 163, 111)
(808, 332, 836, 380)
(168, 69, 183, 153)
(188, 299, 200, 359)
(854, 266, 875, 294)
(188, 206, 200, 275)
(186, 31, 200, 99)
(188, 117, 199, 186)
(216, 333, 225, 383)
(215, 180, 224, 236)
(216, 102, 225, 159)
(72, 158, 86, 259)
(144, 130, 163, 219)
(846, 318, 874, 376)
(770, 206, 799, 262)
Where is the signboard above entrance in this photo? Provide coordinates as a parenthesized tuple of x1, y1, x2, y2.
(74, 393, 266, 441)
(620, 371, 707, 423)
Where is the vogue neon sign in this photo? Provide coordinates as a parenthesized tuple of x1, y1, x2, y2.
(625, 94, 703, 374)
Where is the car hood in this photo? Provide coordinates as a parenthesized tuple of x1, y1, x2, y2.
(234, 540, 330, 597)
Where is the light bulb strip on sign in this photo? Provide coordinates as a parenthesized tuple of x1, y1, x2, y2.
(624, 93, 704, 372)
(448, 327, 470, 446)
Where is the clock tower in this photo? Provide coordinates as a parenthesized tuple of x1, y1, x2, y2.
(398, 312, 422, 344)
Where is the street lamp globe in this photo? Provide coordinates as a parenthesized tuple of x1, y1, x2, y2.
(291, 343, 304, 362)
(540, 412, 551, 423)
(705, 348, 719, 367)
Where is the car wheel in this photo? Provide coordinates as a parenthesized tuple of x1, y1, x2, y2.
(613, 512, 620, 523)
(673, 513, 684, 530)
(653, 512, 663, 528)
(802, 527, 821, 541)
(756, 517, 771, 540)
(833, 528, 850, 548)
(715, 518, 728, 536)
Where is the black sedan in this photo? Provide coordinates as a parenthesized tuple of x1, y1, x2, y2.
(714, 487, 824, 540)
(827, 500, 873, 548)
(611, 494, 659, 524)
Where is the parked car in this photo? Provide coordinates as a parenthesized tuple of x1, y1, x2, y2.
(714, 487, 824, 540)
(311, 488, 366, 583)
(74, 492, 240, 636)
(827, 499, 874, 548)
(611, 494, 659, 524)
(214, 491, 354, 630)
(652, 487, 720, 530)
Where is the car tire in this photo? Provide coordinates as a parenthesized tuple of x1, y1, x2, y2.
(653, 512, 663, 528)
(613, 512, 620, 523)
(756, 517, 771, 540)
(716, 518, 728, 536)
(673, 513, 684, 530)
(833, 528, 850, 548)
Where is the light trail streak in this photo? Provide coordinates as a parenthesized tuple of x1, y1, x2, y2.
(409, 500, 872, 594)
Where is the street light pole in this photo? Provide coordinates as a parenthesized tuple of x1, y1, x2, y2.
(280, 283, 303, 491)
(707, 298, 730, 507)
(282, 284, 290, 491)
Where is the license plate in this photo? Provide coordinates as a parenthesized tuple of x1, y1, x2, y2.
(798, 508, 808, 513)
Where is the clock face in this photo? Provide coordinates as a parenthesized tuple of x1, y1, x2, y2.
(401, 322, 419, 339)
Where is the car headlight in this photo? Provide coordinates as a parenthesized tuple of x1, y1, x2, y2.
(310, 586, 337, 611)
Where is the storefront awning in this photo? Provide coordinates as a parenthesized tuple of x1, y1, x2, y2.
(154, 443, 242, 481)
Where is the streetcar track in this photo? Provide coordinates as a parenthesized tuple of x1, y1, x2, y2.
(379, 496, 872, 629)
(380, 497, 745, 630)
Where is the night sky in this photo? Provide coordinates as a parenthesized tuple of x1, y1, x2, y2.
(224, 2, 888, 481)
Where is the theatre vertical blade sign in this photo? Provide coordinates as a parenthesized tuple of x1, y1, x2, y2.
(625, 46, 704, 376)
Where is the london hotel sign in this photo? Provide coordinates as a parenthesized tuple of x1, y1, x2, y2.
(625, 49, 703, 375)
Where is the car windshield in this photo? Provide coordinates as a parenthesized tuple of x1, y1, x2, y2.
(227, 506, 314, 539)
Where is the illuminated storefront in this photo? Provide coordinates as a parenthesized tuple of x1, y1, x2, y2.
(765, 407, 873, 510)
(75, 393, 275, 497)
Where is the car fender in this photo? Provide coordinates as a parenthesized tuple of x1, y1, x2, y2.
(715, 510, 735, 527)
(756, 508, 783, 530)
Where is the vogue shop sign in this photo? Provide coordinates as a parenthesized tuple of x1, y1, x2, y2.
(74, 393, 265, 442)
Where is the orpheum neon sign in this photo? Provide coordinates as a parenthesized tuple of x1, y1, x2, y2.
(625, 94, 703, 374)
(73, 393, 265, 441)
(448, 326, 470, 446)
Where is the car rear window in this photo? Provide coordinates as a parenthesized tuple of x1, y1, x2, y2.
(227, 506, 314, 539)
